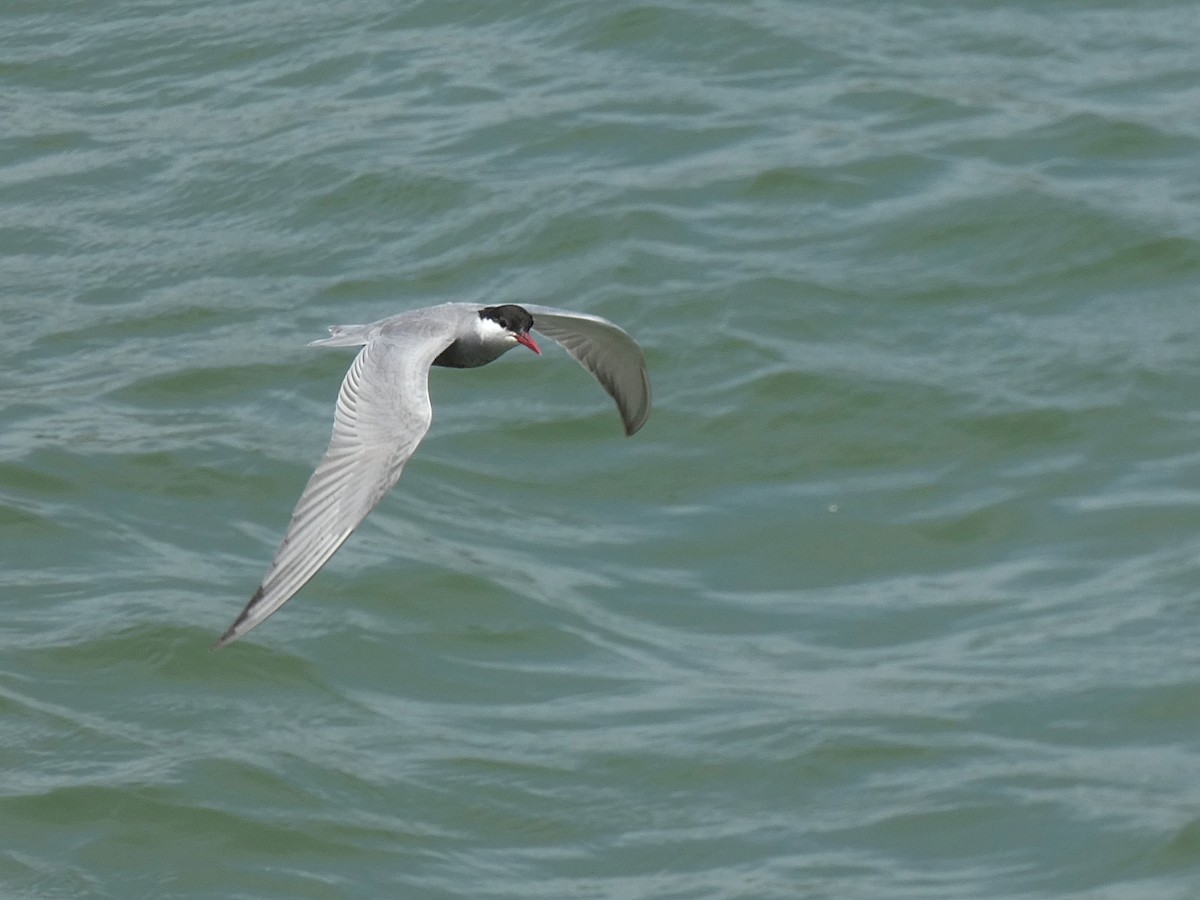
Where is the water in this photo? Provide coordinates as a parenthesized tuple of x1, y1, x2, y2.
(3, 1, 1200, 897)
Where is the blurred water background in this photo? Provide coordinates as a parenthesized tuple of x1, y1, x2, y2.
(3, 1, 1200, 897)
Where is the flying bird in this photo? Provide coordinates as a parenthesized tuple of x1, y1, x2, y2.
(215, 302, 650, 648)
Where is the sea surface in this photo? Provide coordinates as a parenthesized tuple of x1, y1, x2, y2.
(3, 1, 1200, 897)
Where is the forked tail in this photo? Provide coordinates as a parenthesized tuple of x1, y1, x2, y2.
(309, 323, 374, 347)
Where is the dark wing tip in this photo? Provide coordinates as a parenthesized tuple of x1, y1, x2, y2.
(622, 404, 648, 436)
(617, 366, 651, 436)
(211, 586, 265, 650)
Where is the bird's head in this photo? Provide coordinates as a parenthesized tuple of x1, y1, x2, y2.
(478, 304, 540, 354)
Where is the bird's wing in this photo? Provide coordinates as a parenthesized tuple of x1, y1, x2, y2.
(521, 305, 651, 435)
(215, 332, 451, 648)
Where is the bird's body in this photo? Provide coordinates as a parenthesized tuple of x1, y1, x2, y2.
(215, 302, 649, 648)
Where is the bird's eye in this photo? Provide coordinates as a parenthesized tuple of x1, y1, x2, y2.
(498, 318, 509, 329)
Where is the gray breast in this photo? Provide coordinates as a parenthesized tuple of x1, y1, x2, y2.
(431, 337, 511, 369)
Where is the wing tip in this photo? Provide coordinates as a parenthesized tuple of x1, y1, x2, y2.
(211, 586, 266, 650)
(620, 372, 651, 436)
(622, 410, 649, 436)
(210, 623, 243, 651)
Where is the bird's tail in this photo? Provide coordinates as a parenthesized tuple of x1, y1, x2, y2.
(309, 323, 373, 347)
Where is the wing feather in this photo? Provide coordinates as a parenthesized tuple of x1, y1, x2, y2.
(215, 333, 450, 647)
(521, 304, 651, 435)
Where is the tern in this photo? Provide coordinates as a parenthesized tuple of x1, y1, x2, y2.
(214, 302, 650, 648)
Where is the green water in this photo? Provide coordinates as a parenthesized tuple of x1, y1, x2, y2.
(3, 1, 1200, 897)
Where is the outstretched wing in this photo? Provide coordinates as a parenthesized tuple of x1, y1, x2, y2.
(215, 333, 450, 648)
(521, 304, 651, 435)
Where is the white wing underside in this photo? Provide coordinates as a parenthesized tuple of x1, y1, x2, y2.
(214, 332, 450, 648)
